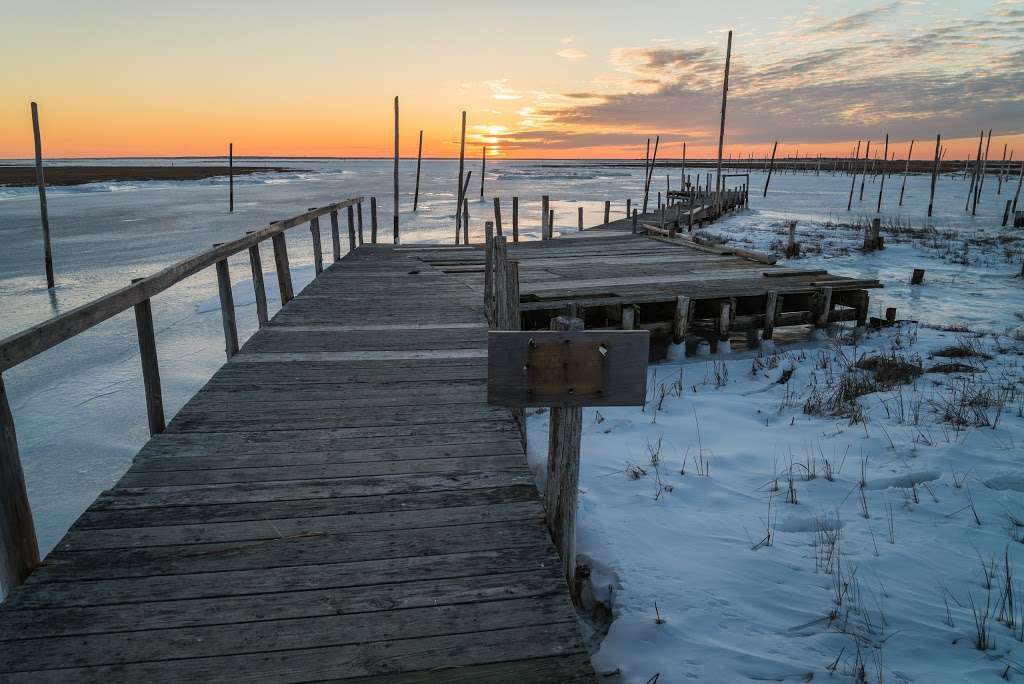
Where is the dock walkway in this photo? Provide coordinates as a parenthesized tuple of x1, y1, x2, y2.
(0, 245, 594, 682)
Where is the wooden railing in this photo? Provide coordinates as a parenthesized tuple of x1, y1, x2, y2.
(0, 196, 363, 595)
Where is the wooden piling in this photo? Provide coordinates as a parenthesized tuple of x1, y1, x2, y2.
(245, 233, 269, 327)
(0, 373, 39, 595)
(480, 145, 486, 198)
(927, 134, 941, 217)
(549, 209, 555, 236)
(876, 134, 888, 212)
(643, 136, 659, 213)
(859, 140, 871, 201)
(672, 295, 691, 344)
(393, 96, 400, 245)
(456, 111, 466, 239)
(493, 197, 503, 235)
(998, 143, 1007, 195)
(785, 221, 800, 258)
(512, 196, 519, 243)
(229, 142, 234, 213)
(967, 130, 984, 213)
(1003, 199, 1012, 227)
(370, 197, 378, 244)
(763, 141, 778, 197)
(1012, 160, 1023, 214)
(214, 254, 239, 359)
(714, 30, 733, 214)
(461, 172, 472, 244)
(632, 209, 638, 234)
(30, 102, 54, 289)
(815, 287, 833, 328)
(578, 206, 584, 231)
(546, 313, 584, 594)
(681, 141, 686, 190)
(621, 304, 636, 330)
(626, 198, 631, 218)
(603, 200, 610, 224)
(413, 129, 423, 211)
(762, 290, 778, 340)
(131, 279, 165, 436)
(271, 233, 293, 304)
(910, 269, 925, 285)
(898, 139, 914, 207)
(541, 195, 550, 240)
(329, 210, 341, 261)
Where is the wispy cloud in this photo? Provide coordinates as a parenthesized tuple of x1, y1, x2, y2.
(501, 4, 1024, 151)
(557, 47, 588, 61)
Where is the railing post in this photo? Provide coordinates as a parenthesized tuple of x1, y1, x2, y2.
(0, 372, 40, 595)
(310, 216, 323, 275)
(484, 221, 495, 324)
(214, 250, 239, 359)
(271, 232, 294, 304)
(246, 232, 269, 327)
(541, 195, 550, 240)
(131, 278, 165, 435)
(347, 205, 357, 253)
(329, 210, 341, 261)
(357, 201, 365, 245)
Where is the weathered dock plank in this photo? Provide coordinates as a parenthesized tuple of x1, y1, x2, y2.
(0, 246, 594, 682)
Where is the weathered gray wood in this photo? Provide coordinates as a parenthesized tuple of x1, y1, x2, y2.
(347, 204, 357, 252)
(910, 268, 925, 285)
(393, 96, 400, 245)
(714, 30, 732, 213)
(30, 102, 54, 289)
(603, 200, 610, 224)
(329, 210, 341, 261)
(493, 197, 503, 235)
(484, 221, 495, 323)
(672, 295, 690, 343)
(131, 280, 165, 436)
(621, 304, 636, 330)
(578, 206, 584, 231)
(0, 199, 362, 372)
(271, 232, 293, 305)
(512, 196, 519, 243)
(488, 330, 649, 407)
(228, 142, 234, 213)
(544, 315, 583, 597)
(246, 237, 269, 326)
(764, 140, 778, 197)
(815, 286, 833, 328)
(0, 374, 39, 596)
(541, 195, 550, 240)
(309, 216, 323, 275)
(762, 290, 778, 340)
(413, 129, 423, 211)
(456, 111, 466, 240)
(370, 197, 379, 244)
(928, 134, 942, 217)
(480, 145, 486, 197)
(214, 257, 239, 359)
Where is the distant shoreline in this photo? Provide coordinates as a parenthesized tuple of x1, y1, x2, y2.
(0, 165, 294, 187)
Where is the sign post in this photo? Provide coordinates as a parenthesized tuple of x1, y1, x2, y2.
(488, 323, 649, 595)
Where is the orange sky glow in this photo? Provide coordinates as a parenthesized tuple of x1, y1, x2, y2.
(2, 1, 1022, 161)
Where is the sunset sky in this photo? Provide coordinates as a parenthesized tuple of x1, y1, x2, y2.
(2, 0, 1022, 159)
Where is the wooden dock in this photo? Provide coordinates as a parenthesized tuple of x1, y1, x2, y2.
(0, 245, 595, 682)
(0, 201, 878, 681)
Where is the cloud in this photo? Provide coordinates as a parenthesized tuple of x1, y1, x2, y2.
(557, 48, 588, 61)
(807, 1, 905, 35)
(522, 6, 1024, 149)
(486, 80, 522, 101)
(560, 35, 575, 44)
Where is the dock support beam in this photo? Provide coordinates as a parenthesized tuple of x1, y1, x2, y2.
(272, 233, 294, 305)
(0, 373, 40, 595)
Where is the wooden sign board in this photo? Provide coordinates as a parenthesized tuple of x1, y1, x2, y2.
(488, 330, 649, 407)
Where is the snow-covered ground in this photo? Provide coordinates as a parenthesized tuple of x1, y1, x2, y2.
(523, 167, 1024, 682)
(1, 159, 1022, 682)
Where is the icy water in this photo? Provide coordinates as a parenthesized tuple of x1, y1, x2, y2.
(0, 157, 1018, 554)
